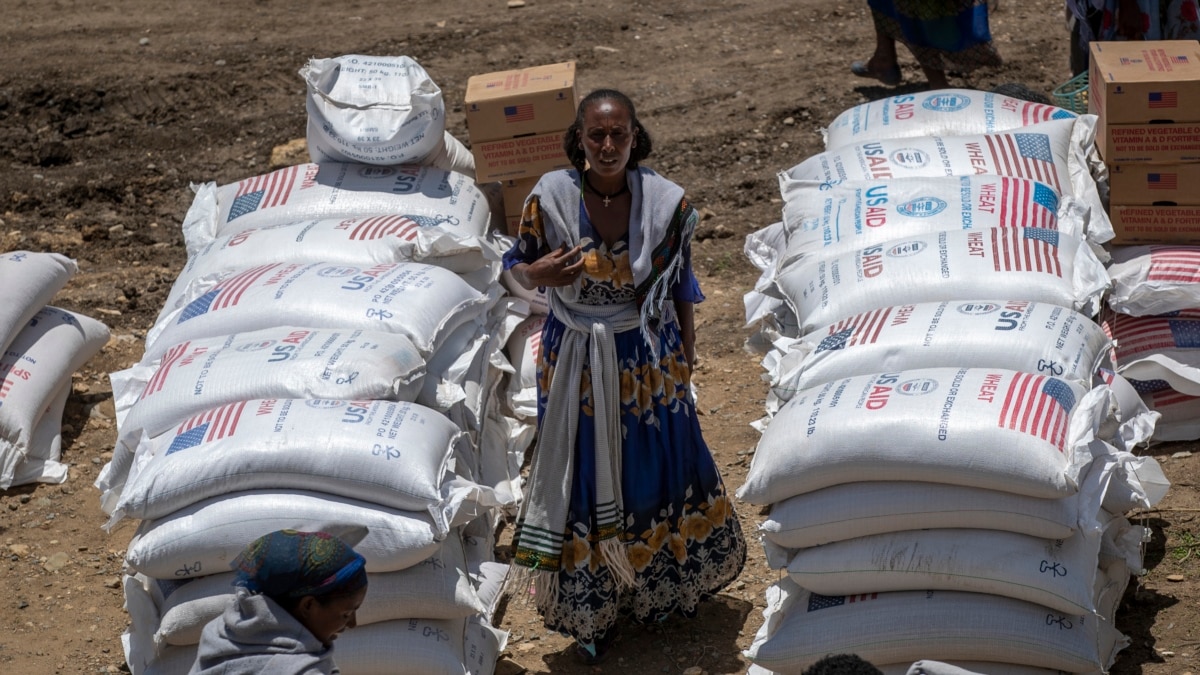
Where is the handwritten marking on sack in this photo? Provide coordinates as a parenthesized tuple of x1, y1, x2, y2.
(1046, 614, 1074, 630)
(372, 443, 401, 461)
(1040, 560, 1068, 577)
(175, 561, 202, 577)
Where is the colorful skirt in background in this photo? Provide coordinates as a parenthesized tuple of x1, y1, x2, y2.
(869, 0, 1003, 73)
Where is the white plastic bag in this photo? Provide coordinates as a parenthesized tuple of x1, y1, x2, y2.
(301, 54, 446, 166)
(823, 89, 1079, 150)
(773, 228, 1109, 336)
(738, 368, 1112, 504)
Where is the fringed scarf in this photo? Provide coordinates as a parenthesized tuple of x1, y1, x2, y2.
(508, 167, 695, 607)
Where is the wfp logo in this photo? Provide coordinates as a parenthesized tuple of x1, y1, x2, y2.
(357, 166, 396, 179)
(306, 399, 346, 410)
(235, 339, 275, 353)
(922, 93, 970, 112)
(897, 378, 938, 395)
(890, 148, 929, 169)
(887, 240, 926, 257)
(318, 266, 359, 278)
(957, 302, 1000, 315)
(897, 197, 947, 217)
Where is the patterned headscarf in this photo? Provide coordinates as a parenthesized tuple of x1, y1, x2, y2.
(231, 529, 367, 600)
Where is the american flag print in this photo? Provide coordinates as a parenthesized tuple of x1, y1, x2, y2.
(166, 401, 248, 455)
(1148, 173, 1178, 190)
(997, 178, 1059, 229)
(998, 373, 1076, 452)
(504, 104, 535, 123)
(807, 592, 879, 612)
(1146, 388, 1198, 410)
(345, 215, 423, 242)
(985, 132, 1061, 191)
(1146, 246, 1200, 283)
(990, 227, 1063, 276)
(817, 307, 894, 352)
(227, 165, 301, 223)
(1108, 315, 1200, 362)
(1016, 103, 1076, 125)
(1173, 55, 1190, 64)
(177, 264, 280, 324)
(1149, 91, 1178, 108)
(141, 341, 191, 398)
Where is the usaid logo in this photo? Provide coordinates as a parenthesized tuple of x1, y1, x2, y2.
(235, 339, 275, 353)
(887, 240, 926, 257)
(317, 266, 358, 278)
(897, 197, 947, 217)
(957, 302, 1001, 315)
(306, 399, 345, 410)
(897, 378, 938, 395)
(357, 166, 396, 179)
(890, 148, 929, 168)
(922, 93, 970, 112)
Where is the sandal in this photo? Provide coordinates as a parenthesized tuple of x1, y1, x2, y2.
(850, 61, 902, 86)
(573, 630, 618, 666)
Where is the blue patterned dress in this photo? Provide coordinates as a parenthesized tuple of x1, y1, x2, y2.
(503, 196, 746, 645)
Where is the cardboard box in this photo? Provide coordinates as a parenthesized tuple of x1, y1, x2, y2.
(471, 131, 571, 183)
(1110, 163, 1200, 205)
(1110, 204, 1200, 244)
(1096, 122, 1200, 163)
(501, 176, 540, 236)
(465, 62, 578, 142)
(1089, 40, 1200, 124)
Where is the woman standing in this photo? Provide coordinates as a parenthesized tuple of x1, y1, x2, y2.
(851, 0, 1003, 89)
(503, 89, 745, 665)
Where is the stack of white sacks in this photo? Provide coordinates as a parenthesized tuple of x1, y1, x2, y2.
(1101, 246, 1200, 441)
(97, 55, 530, 675)
(1, 251, 109, 488)
(740, 90, 1171, 674)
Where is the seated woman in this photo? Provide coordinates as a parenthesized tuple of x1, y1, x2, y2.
(190, 528, 369, 675)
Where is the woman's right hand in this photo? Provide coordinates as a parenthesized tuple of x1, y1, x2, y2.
(518, 243, 585, 289)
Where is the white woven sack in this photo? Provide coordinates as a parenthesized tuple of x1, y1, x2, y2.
(334, 616, 505, 675)
(0, 251, 77, 354)
(301, 55, 445, 166)
(880, 661, 1063, 675)
(1142, 388, 1200, 441)
(764, 300, 1110, 411)
(123, 573, 162, 675)
(110, 398, 470, 530)
(124, 489, 442, 579)
(785, 528, 1102, 616)
(10, 381, 70, 486)
(778, 176, 1096, 267)
(1101, 312, 1200, 395)
(773, 228, 1108, 336)
(153, 531, 484, 647)
(738, 368, 1112, 505)
(189, 162, 490, 240)
(787, 118, 1106, 228)
(1106, 245, 1200, 317)
(761, 481, 1078, 551)
(144, 617, 505, 675)
(0, 306, 108, 488)
(143, 261, 489, 361)
(505, 314, 545, 420)
(165, 215, 498, 315)
(744, 578, 1109, 674)
(500, 268, 550, 315)
(115, 325, 424, 443)
(824, 89, 1079, 150)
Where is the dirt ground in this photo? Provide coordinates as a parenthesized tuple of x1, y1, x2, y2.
(1, 1, 1198, 673)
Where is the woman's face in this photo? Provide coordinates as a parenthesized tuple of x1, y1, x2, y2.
(580, 99, 635, 179)
(295, 585, 367, 648)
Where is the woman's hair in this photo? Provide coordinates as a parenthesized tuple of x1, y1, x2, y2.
(563, 88, 653, 173)
(231, 529, 368, 608)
